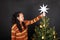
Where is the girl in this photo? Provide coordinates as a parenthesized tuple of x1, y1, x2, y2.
(11, 11, 43, 40)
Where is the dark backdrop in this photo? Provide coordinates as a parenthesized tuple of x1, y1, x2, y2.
(0, 0, 60, 40)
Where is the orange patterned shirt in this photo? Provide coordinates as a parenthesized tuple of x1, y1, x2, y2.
(11, 15, 42, 40)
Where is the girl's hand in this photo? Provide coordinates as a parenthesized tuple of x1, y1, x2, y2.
(40, 13, 46, 17)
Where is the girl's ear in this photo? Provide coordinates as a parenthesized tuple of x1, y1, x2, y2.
(17, 17, 19, 20)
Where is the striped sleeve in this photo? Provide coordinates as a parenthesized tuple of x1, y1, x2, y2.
(11, 24, 16, 40)
(25, 15, 42, 26)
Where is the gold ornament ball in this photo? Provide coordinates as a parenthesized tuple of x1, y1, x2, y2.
(43, 24, 45, 27)
(42, 36, 44, 39)
(54, 36, 56, 38)
(53, 31, 55, 35)
(40, 25, 43, 28)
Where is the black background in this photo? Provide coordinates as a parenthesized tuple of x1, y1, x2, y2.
(0, 0, 60, 40)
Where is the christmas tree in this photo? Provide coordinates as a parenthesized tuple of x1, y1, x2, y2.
(33, 16, 57, 40)
(32, 4, 57, 40)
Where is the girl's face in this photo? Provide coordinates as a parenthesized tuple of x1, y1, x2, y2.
(17, 13, 24, 22)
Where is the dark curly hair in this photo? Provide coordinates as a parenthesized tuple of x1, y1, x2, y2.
(12, 11, 26, 32)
